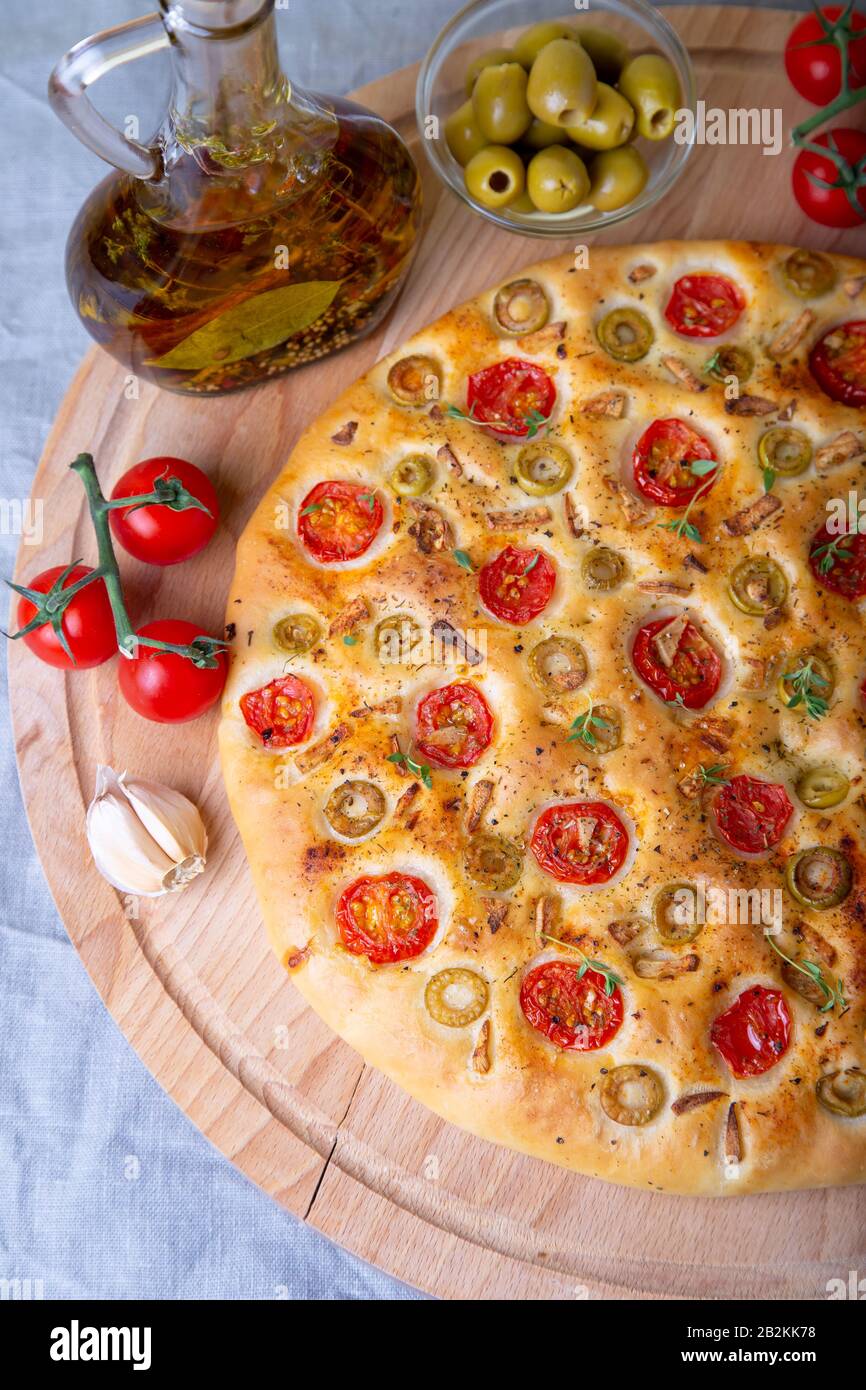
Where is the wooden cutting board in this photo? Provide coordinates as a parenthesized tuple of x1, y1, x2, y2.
(11, 7, 866, 1300)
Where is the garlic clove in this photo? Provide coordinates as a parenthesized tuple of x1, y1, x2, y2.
(86, 765, 208, 898)
(121, 775, 207, 865)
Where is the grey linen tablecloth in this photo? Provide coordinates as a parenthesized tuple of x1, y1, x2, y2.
(0, 0, 808, 1300)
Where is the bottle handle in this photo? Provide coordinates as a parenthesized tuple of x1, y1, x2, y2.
(48, 13, 168, 181)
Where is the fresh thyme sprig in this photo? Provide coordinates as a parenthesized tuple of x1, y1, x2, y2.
(540, 933, 624, 997)
(567, 699, 612, 749)
(810, 533, 854, 575)
(697, 762, 730, 786)
(445, 401, 551, 439)
(386, 750, 433, 789)
(657, 459, 718, 544)
(765, 932, 848, 1014)
(781, 658, 830, 720)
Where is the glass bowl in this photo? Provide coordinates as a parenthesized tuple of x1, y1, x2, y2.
(416, 0, 697, 238)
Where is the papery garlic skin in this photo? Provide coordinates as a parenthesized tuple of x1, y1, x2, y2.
(86, 765, 207, 897)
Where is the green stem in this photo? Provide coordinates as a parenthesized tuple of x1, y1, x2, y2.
(793, 84, 866, 143)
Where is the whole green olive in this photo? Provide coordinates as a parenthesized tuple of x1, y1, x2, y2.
(389, 454, 435, 497)
(465, 47, 518, 95)
(526, 145, 590, 213)
(513, 21, 578, 69)
(617, 53, 681, 140)
(515, 440, 573, 494)
(565, 82, 635, 150)
(588, 145, 649, 211)
(507, 189, 536, 214)
(527, 38, 597, 127)
(444, 99, 487, 167)
(781, 249, 837, 300)
(523, 116, 565, 150)
(464, 145, 526, 210)
(575, 26, 630, 82)
(796, 765, 850, 811)
(727, 556, 788, 615)
(472, 62, 532, 144)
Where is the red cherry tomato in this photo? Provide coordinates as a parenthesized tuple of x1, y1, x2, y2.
(520, 960, 623, 1051)
(240, 673, 316, 748)
(713, 775, 794, 855)
(415, 681, 494, 769)
(664, 274, 745, 338)
(466, 359, 556, 438)
(792, 129, 866, 229)
(632, 614, 723, 709)
(632, 418, 718, 508)
(711, 986, 792, 1079)
(809, 522, 866, 597)
(478, 545, 556, 624)
(297, 481, 383, 562)
(118, 618, 227, 723)
(809, 320, 866, 408)
(785, 6, 866, 106)
(530, 801, 630, 885)
(108, 457, 219, 566)
(337, 871, 438, 964)
(15, 564, 116, 670)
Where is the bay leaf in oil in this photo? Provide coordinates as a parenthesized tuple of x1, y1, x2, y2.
(154, 280, 342, 371)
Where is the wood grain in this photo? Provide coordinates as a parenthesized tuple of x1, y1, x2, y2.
(10, 9, 865, 1299)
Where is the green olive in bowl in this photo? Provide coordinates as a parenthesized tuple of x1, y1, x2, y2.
(472, 62, 532, 144)
(617, 53, 681, 140)
(465, 46, 518, 95)
(574, 26, 629, 82)
(526, 145, 590, 213)
(464, 145, 525, 209)
(527, 38, 597, 127)
(444, 99, 487, 167)
(588, 145, 649, 212)
(513, 21, 577, 69)
(565, 83, 635, 151)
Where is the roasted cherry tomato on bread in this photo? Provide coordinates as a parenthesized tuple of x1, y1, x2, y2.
(118, 618, 227, 723)
(108, 457, 219, 566)
(337, 871, 438, 964)
(478, 544, 556, 624)
(632, 613, 723, 709)
(297, 481, 383, 562)
(792, 129, 866, 228)
(632, 417, 718, 507)
(785, 6, 866, 106)
(240, 673, 316, 748)
(809, 320, 866, 408)
(466, 359, 556, 437)
(711, 985, 792, 1078)
(520, 960, 623, 1050)
(713, 775, 794, 855)
(809, 522, 866, 597)
(14, 563, 116, 670)
(530, 800, 630, 885)
(414, 681, 494, 769)
(664, 273, 745, 338)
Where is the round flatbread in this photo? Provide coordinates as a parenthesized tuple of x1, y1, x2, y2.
(220, 241, 866, 1195)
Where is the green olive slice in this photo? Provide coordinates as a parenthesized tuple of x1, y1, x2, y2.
(600, 1064, 664, 1126)
(425, 968, 489, 1028)
(796, 766, 850, 811)
(528, 636, 588, 694)
(581, 546, 627, 592)
(727, 556, 788, 615)
(515, 441, 573, 496)
(816, 1068, 866, 1118)
(387, 354, 440, 405)
(389, 454, 435, 497)
(654, 882, 701, 945)
(596, 307, 654, 362)
(375, 613, 424, 663)
(785, 847, 852, 910)
(272, 612, 321, 656)
(778, 648, 836, 710)
(493, 278, 550, 335)
(464, 833, 523, 891)
(324, 780, 386, 838)
(782, 249, 837, 300)
(583, 704, 622, 754)
(758, 426, 812, 478)
(704, 345, 754, 384)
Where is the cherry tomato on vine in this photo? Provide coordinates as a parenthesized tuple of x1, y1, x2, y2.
(118, 618, 227, 723)
(792, 128, 866, 227)
(784, 6, 866, 106)
(15, 564, 116, 669)
(109, 457, 219, 566)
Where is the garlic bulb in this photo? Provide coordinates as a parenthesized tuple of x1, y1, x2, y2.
(86, 765, 207, 897)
